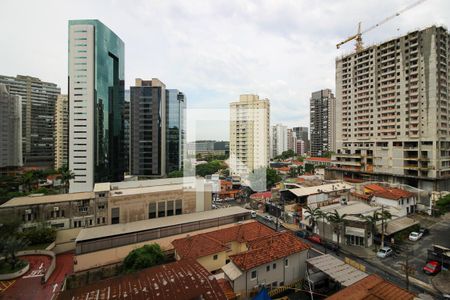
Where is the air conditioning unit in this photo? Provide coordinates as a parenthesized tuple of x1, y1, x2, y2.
(25, 209, 32, 214)
(54, 206, 59, 211)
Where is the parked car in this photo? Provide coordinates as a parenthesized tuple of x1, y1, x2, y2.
(265, 215, 274, 222)
(409, 231, 423, 241)
(423, 261, 441, 275)
(250, 211, 257, 218)
(295, 230, 310, 239)
(307, 234, 322, 245)
(419, 228, 430, 236)
(377, 246, 393, 258)
(323, 240, 339, 251)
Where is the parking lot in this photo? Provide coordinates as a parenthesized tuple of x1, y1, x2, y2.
(370, 214, 450, 284)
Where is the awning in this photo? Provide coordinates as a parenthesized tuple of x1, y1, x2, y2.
(222, 262, 243, 281)
(377, 216, 419, 236)
(345, 226, 365, 237)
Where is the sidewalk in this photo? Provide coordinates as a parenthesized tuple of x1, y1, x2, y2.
(340, 244, 377, 259)
(432, 270, 450, 295)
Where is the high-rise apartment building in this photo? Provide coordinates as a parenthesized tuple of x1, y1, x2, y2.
(310, 89, 336, 156)
(166, 89, 186, 174)
(0, 75, 60, 168)
(0, 84, 22, 170)
(123, 100, 130, 173)
(287, 128, 297, 152)
(296, 140, 305, 156)
(230, 94, 270, 177)
(271, 124, 288, 158)
(54, 95, 68, 170)
(331, 26, 450, 191)
(130, 78, 166, 177)
(293, 126, 309, 153)
(68, 19, 125, 192)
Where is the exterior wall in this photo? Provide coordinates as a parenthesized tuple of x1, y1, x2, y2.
(0, 75, 59, 168)
(230, 94, 270, 178)
(69, 20, 125, 193)
(0, 84, 22, 168)
(372, 196, 416, 216)
(334, 26, 450, 184)
(195, 241, 247, 273)
(54, 94, 68, 169)
(293, 127, 309, 153)
(232, 251, 308, 297)
(271, 124, 288, 158)
(166, 89, 186, 173)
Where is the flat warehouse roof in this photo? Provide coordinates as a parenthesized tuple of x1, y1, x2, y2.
(287, 183, 353, 197)
(0, 192, 94, 207)
(76, 206, 250, 242)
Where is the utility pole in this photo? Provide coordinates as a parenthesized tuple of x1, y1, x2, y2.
(380, 205, 385, 248)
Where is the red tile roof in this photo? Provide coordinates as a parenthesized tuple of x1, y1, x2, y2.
(229, 232, 310, 271)
(326, 274, 415, 300)
(250, 191, 272, 200)
(57, 259, 227, 300)
(306, 157, 331, 162)
(217, 278, 237, 300)
(292, 160, 304, 166)
(172, 221, 276, 259)
(365, 184, 414, 200)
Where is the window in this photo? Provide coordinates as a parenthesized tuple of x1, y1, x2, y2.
(158, 201, 166, 218)
(251, 270, 257, 280)
(273, 263, 277, 270)
(175, 199, 182, 215)
(166, 200, 174, 216)
(111, 207, 120, 224)
(148, 202, 156, 219)
(213, 254, 218, 260)
(225, 259, 230, 264)
(266, 265, 270, 272)
(285, 259, 289, 267)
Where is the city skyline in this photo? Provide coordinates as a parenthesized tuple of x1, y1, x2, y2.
(2, 0, 449, 140)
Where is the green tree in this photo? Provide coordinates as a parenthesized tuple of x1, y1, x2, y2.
(0, 215, 22, 239)
(288, 167, 298, 178)
(122, 244, 166, 273)
(167, 170, 184, 178)
(266, 168, 281, 190)
(327, 209, 348, 249)
(195, 160, 225, 177)
(304, 163, 314, 174)
(378, 208, 392, 248)
(20, 223, 56, 245)
(20, 171, 35, 193)
(304, 205, 321, 233)
(359, 211, 380, 247)
(58, 166, 75, 193)
(1, 237, 29, 268)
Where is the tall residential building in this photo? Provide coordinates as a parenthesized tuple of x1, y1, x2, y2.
(270, 124, 288, 158)
(0, 75, 60, 168)
(331, 25, 450, 191)
(166, 89, 186, 173)
(230, 94, 270, 177)
(0, 84, 22, 169)
(130, 78, 166, 177)
(310, 89, 336, 156)
(54, 95, 69, 170)
(287, 128, 297, 152)
(296, 140, 305, 156)
(123, 100, 130, 173)
(293, 126, 309, 153)
(68, 20, 125, 193)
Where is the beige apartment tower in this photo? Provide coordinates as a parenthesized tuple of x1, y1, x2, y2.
(331, 26, 450, 191)
(54, 95, 68, 170)
(230, 94, 270, 178)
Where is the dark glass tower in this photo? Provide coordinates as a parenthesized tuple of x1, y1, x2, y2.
(166, 89, 186, 173)
(69, 19, 125, 192)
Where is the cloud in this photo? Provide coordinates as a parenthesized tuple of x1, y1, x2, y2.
(0, 0, 448, 138)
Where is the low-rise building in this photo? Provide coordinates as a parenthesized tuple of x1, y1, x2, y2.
(222, 232, 310, 298)
(365, 184, 417, 216)
(304, 157, 333, 167)
(58, 259, 228, 300)
(172, 221, 275, 273)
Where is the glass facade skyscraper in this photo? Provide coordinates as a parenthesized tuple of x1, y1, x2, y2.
(68, 19, 125, 192)
(166, 89, 186, 173)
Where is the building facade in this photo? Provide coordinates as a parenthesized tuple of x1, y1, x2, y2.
(68, 19, 125, 193)
(0, 75, 60, 168)
(130, 78, 166, 177)
(331, 26, 450, 191)
(123, 100, 130, 173)
(310, 89, 336, 156)
(271, 124, 288, 158)
(166, 89, 186, 173)
(296, 140, 305, 156)
(0, 84, 22, 169)
(187, 140, 229, 157)
(287, 128, 297, 152)
(230, 94, 270, 177)
(293, 126, 309, 153)
(54, 95, 69, 170)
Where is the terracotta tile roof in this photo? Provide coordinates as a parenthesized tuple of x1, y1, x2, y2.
(172, 221, 276, 259)
(217, 278, 237, 300)
(250, 191, 272, 200)
(57, 259, 227, 300)
(365, 184, 414, 200)
(229, 232, 310, 271)
(274, 166, 290, 172)
(306, 157, 331, 162)
(326, 274, 415, 300)
(292, 160, 304, 166)
(351, 192, 372, 201)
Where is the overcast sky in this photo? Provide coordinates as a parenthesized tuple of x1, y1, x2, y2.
(1, 0, 449, 140)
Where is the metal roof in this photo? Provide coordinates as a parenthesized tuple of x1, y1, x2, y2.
(0, 192, 93, 207)
(307, 254, 368, 287)
(76, 206, 250, 242)
(376, 216, 419, 235)
(287, 183, 353, 197)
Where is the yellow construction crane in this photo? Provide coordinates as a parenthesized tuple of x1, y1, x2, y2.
(336, 0, 428, 52)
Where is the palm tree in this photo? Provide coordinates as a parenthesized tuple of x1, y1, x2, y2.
(359, 211, 380, 248)
(58, 166, 75, 193)
(327, 209, 347, 250)
(378, 207, 392, 248)
(304, 205, 321, 233)
(19, 171, 35, 193)
(317, 210, 329, 253)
